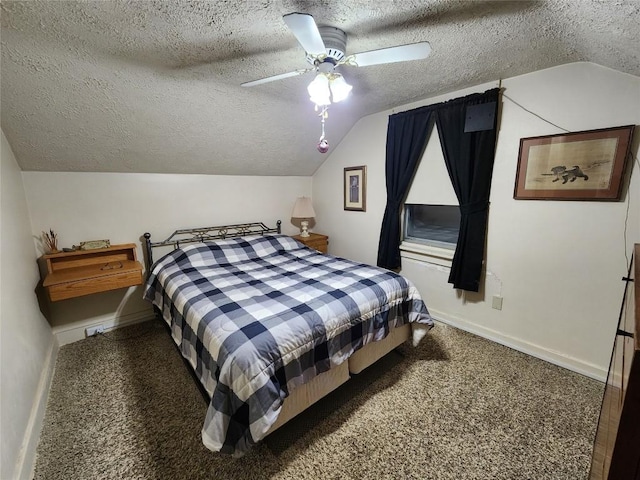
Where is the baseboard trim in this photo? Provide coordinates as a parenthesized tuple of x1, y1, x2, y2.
(52, 309, 156, 346)
(15, 337, 58, 480)
(430, 309, 607, 382)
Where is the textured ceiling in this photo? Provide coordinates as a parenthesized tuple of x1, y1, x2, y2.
(1, 0, 639, 176)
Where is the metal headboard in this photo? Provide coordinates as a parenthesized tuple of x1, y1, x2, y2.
(142, 220, 282, 273)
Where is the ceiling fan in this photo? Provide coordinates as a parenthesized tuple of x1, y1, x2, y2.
(242, 13, 431, 153)
(241, 12, 432, 92)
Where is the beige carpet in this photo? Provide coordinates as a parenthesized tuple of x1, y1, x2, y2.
(34, 320, 603, 480)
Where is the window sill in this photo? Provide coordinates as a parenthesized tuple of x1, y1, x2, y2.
(399, 241, 454, 267)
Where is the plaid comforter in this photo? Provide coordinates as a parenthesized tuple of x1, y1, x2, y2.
(144, 235, 432, 455)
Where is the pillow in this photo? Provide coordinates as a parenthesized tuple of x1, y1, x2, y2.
(168, 234, 304, 267)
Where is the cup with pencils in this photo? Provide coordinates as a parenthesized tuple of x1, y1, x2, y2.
(43, 229, 59, 254)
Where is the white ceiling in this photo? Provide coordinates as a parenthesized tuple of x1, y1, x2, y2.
(1, 1, 639, 176)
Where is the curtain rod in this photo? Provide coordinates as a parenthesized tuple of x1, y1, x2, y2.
(390, 87, 500, 119)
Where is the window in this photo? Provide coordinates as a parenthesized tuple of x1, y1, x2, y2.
(401, 204, 459, 266)
(401, 125, 459, 266)
(404, 204, 460, 249)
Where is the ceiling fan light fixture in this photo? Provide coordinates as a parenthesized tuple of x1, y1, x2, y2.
(307, 73, 331, 106)
(307, 73, 352, 107)
(329, 74, 352, 103)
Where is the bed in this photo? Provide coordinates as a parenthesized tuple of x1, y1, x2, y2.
(142, 222, 433, 456)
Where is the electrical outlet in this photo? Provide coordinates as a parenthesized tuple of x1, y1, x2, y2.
(85, 325, 105, 337)
(492, 295, 503, 310)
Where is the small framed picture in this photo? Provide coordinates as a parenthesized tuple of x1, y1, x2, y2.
(344, 165, 366, 211)
(514, 125, 634, 201)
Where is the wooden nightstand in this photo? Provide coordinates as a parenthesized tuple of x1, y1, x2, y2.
(292, 233, 329, 254)
(39, 244, 143, 301)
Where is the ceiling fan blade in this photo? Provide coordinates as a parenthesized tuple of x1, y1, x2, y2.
(348, 42, 432, 67)
(241, 69, 311, 87)
(283, 13, 326, 56)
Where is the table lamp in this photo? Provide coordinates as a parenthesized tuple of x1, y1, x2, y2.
(291, 197, 316, 237)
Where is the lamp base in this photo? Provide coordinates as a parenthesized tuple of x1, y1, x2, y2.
(300, 220, 310, 237)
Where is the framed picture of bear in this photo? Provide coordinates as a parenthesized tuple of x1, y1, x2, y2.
(514, 125, 634, 201)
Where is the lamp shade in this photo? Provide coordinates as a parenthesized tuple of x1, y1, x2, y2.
(291, 197, 316, 219)
(330, 74, 352, 103)
(307, 74, 331, 107)
(307, 73, 353, 107)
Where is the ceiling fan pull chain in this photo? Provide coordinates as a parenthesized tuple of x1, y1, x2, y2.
(319, 109, 327, 142)
(317, 106, 329, 153)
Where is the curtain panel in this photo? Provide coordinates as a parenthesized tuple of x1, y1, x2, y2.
(376, 108, 434, 270)
(376, 88, 500, 292)
(436, 88, 500, 291)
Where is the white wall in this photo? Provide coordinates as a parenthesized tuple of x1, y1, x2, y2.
(313, 62, 640, 380)
(1, 130, 57, 479)
(22, 172, 312, 343)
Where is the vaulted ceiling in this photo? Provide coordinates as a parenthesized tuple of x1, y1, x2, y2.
(1, 1, 639, 176)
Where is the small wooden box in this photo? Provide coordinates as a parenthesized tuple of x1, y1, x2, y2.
(292, 233, 329, 254)
(40, 243, 143, 301)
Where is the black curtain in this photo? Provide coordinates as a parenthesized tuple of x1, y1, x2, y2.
(435, 88, 500, 292)
(376, 108, 434, 270)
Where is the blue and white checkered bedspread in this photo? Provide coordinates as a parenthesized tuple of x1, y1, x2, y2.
(144, 235, 432, 455)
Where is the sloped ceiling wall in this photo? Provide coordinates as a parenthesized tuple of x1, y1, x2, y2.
(1, 0, 639, 176)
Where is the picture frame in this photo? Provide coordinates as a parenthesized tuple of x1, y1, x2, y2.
(344, 166, 367, 211)
(513, 125, 634, 201)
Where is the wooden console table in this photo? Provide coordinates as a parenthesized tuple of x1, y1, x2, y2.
(40, 244, 143, 301)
